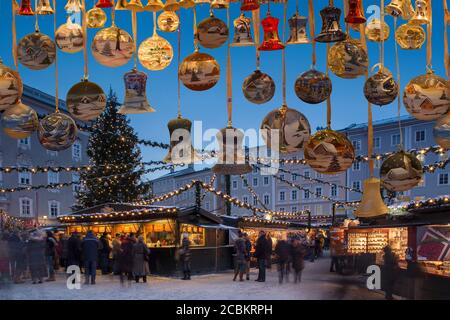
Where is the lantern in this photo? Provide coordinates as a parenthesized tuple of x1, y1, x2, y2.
(410, 0, 429, 25)
(380, 150, 423, 192)
(258, 11, 285, 51)
(241, 0, 259, 11)
(261, 105, 311, 154)
(231, 13, 254, 47)
(145, 0, 164, 11)
(17, 31, 56, 70)
(197, 15, 229, 49)
(95, 0, 114, 8)
(38, 113, 78, 151)
(163, 116, 200, 164)
(294, 68, 332, 104)
(1, 102, 38, 139)
(345, 0, 366, 24)
(157, 11, 180, 32)
(118, 68, 155, 114)
(403, 70, 450, 121)
(179, 50, 220, 91)
(0, 59, 23, 111)
(433, 113, 450, 150)
(304, 128, 355, 174)
(36, 0, 54, 15)
(91, 26, 134, 67)
(395, 22, 426, 49)
(138, 32, 173, 71)
(315, 5, 346, 43)
(287, 12, 310, 45)
(327, 37, 368, 79)
(365, 18, 390, 42)
(86, 7, 107, 28)
(55, 17, 84, 54)
(18, 0, 34, 15)
(363, 66, 398, 106)
(242, 70, 275, 104)
(66, 79, 107, 121)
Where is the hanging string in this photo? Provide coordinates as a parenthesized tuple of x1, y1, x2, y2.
(153, 11, 157, 35)
(252, 7, 261, 70)
(426, 0, 433, 70)
(380, 0, 385, 71)
(111, 0, 116, 26)
(82, 0, 88, 79)
(34, 0, 39, 32)
(131, 10, 138, 69)
(53, 0, 59, 112)
(444, 0, 449, 77)
(226, 7, 232, 127)
(12, 0, 18, 70)
(325, 43, 331, 129)
(343, 0, 349, 35)
(394, 17, 404, 149)
(193, 6, 199, 51)
(281, 0, 287, 106)
(308, 0, 316, 67)
(177, 11, 181, 118)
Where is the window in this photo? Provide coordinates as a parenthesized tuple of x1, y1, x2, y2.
(279, 207, 285, 212)
(438, 173, 449, 185)
(48, 171, 59, 185)
(280, 174, 285, 180)
(352, 181, 361, 191)
(263, 195, 270, 205)
(232, 180, 238, 189)
(303, 205, 310, 211)
(19, 198, 33, 217)
(291, 190, 298, 201)
(18, 137, 31, 149)
(315, 187, 322, 198)
(252, 166, 258, 173)
(279, 191, 286, 201)
(263, 177, 269, 185)
(352, 140, 361, 151)
(331, 185, 337, 197)
(415, 130, 425, 142)
(316, 205, 323, 215)
(48, 201, 60, 217)
(352, 161, 360, 171)
(391, 134, 401, 146)
(72, 141, 82, 161)
(374, 137, 381, 149)
(243, 196, 248, 204)
(72, 173, 81, 193)
(291, 206, 297, 212)
(316, 172, 323, 178)
(205, 202, 210, 210)
(252, 178, 258, 187)
(292, 174, 297, 181)
(304, 190, 310, 199)
(18, 172, 31, 186)
(304, 171, 310, 179)
(253, 196, 258, 206)
(375, 159, 381, 169)
(180, 224, 205, 247)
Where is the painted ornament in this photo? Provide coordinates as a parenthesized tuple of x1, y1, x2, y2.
(66, 79, 107, 121)
(55, 17, 84, 53)
(17, 31, 56, 70)
(363, 66, 398, 106)
(179, 51, 220, 91)
(0, 60, 23, 110)
(86, 7, 107, 29)
(119, 68, 155, 114)
(197, 15, 229, 49)
(395, 22, 426, 50)
(327, 37, 368, 79)
(380, 150, 423, 192)
(294, 69, 332, 104)
(433, 113, 450, 149)
(138, 33, 173, 71)
(157, 11, 180, 33)
(91, 26, 134, 67)
(365, 18, 390, 42)
(242, 70, 275, 104)
(38, 112, 78, 151)
(1, 102, 38, 139)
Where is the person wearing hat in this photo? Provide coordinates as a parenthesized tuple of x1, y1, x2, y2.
(233, 231, 247, 282)
(243, 233, 252, 280)
(179, 233, 191, 280)
(132, 235, 150, 283)
(26, 231, 47, 284)
(254, 230, 269, 282)
(81, 230, 101, 285)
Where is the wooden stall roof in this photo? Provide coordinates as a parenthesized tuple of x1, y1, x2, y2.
(221, 215, 304, 230)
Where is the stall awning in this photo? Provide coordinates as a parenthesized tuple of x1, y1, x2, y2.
(196, 223, 239, 230)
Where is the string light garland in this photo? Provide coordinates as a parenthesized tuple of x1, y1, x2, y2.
(239, 174, 269, 210)
(406, 196, 450, 211)
(0, 210, 26, 230)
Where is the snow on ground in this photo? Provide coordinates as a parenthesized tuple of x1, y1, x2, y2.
(0, 257, 383, 300)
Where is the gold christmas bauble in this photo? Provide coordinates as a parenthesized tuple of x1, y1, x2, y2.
(86, 7, 107, 29)
(395, 22, 426, 50)
(138, 33, 173, 71)
(0, 60, 23, 110)
(197, 15, 229, 49)
(55, 17, 84, 53)
(294, 69, 332, 104)
(363, 67, 398, 106)
(304, 129, 355, 174)
(433, 113, 450, 150)
(179, 51, 220, 91)
(403, 70, 450, 121)
(260, 105, 311, 153)
(92, 26, 134, 67)
(328, 37, 368, 79)
(1, 102, 38, 139)
(242, 70, 275, 104)
(66, 79, 106, 121)
(38, 112, 78, 151)
(380, 150, 423, 192)
(17, 31, 56, 70)
(157, 11, 180, 33)
(365, 18, 390, 42)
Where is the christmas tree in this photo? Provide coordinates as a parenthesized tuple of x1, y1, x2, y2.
(74, 89, 150, 209)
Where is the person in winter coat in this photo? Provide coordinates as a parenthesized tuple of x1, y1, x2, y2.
(266, 233, 273, 270)
(291, 238, 306, 283)
(45, 231, 57, 281)
(119, 234, 135, 282)
(254, 230, 269, 282)
(0, 232, 11, 283)
(111, 233, 122, 275)
(274, 239, 291, 284)
(99, 233, 112, 275)
(233, 231, 247, 282)
(27, 231, 47, 284)
(382, 245, 398, 300)
(56, 233, 69, 270)
(244, 233, 252, 281)
(132, 236, 150, 283)
(81, 231, 101, 285)
(8, 231, 26, 283)
(180, 234, 191, 280)
(67, 232, 82, 270)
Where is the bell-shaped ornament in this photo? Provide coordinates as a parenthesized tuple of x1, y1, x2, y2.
(354, 177, 389, 219)
(385, 0, 414, 19)
(179, 0, 195, 9)
(119, 68, 155, 114)
(18, 0, 34, 15)
(194, 0, 211, 4)
(163, 116, 201, 165)
(36, 0, 54, 15)
(410, 0, 429, 25)
(145, 0, 164, 11)
(86, 7, 107, 28)
(65, 0, 82, 13)
(433, 113, 450, 150)
(241, 0, 259, 11)
(380, 150, 423, 192)
(363, 65, 398, 106)
(258, 11, 285, 51)
(211, 0, 229, 9)
(365, 18, 390, 42)
(95, 0, 114, 8)
(115, 0, 129, 10)
(0, 58, 23, 111)
(231, 13, 254, 47)
(127, 0, 145, 11)
(164, 0, 180, 11)
(212, 126, 252, 175)
(345, 0, 366, 24)
(315, 5, 347, 43)
(287, 12, 310, 45)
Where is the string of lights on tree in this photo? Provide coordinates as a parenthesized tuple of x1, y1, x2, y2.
(0, 210, 26, 231)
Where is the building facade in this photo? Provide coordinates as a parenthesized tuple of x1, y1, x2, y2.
(0, 85, 90, 224)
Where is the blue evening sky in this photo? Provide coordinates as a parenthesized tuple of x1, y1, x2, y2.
(0, 1, 447, 179)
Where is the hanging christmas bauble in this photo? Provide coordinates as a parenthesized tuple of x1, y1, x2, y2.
(66, 79, 106, 121)
(380, 150, 423, 192)
(197, 15, 229, 49)
(304, 128, 355, 174)
(55, 17, 84, 54)
(138, 33, 173, 71)
(0, 60, 23, 110)
(17, 31, 56, 70)
(364, 66, 398, 106)
(365, 18, 390, 42)
(327, 37, 368, 79)
(38, 112, 78, 151)
(242, 70, 275, 104)
(260, 105, 311, 153)
(1, 102, 38, 139)
(91, 26, 134, 67)
(403, 70, 450, 121)
(179, 50, 220, 91)
(395, 22, 426, 50)
(157, 11, 180, 33)
(433, 113, 450, 149)
(86, 7, 107, 29)
(294, 69, 332, 104)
